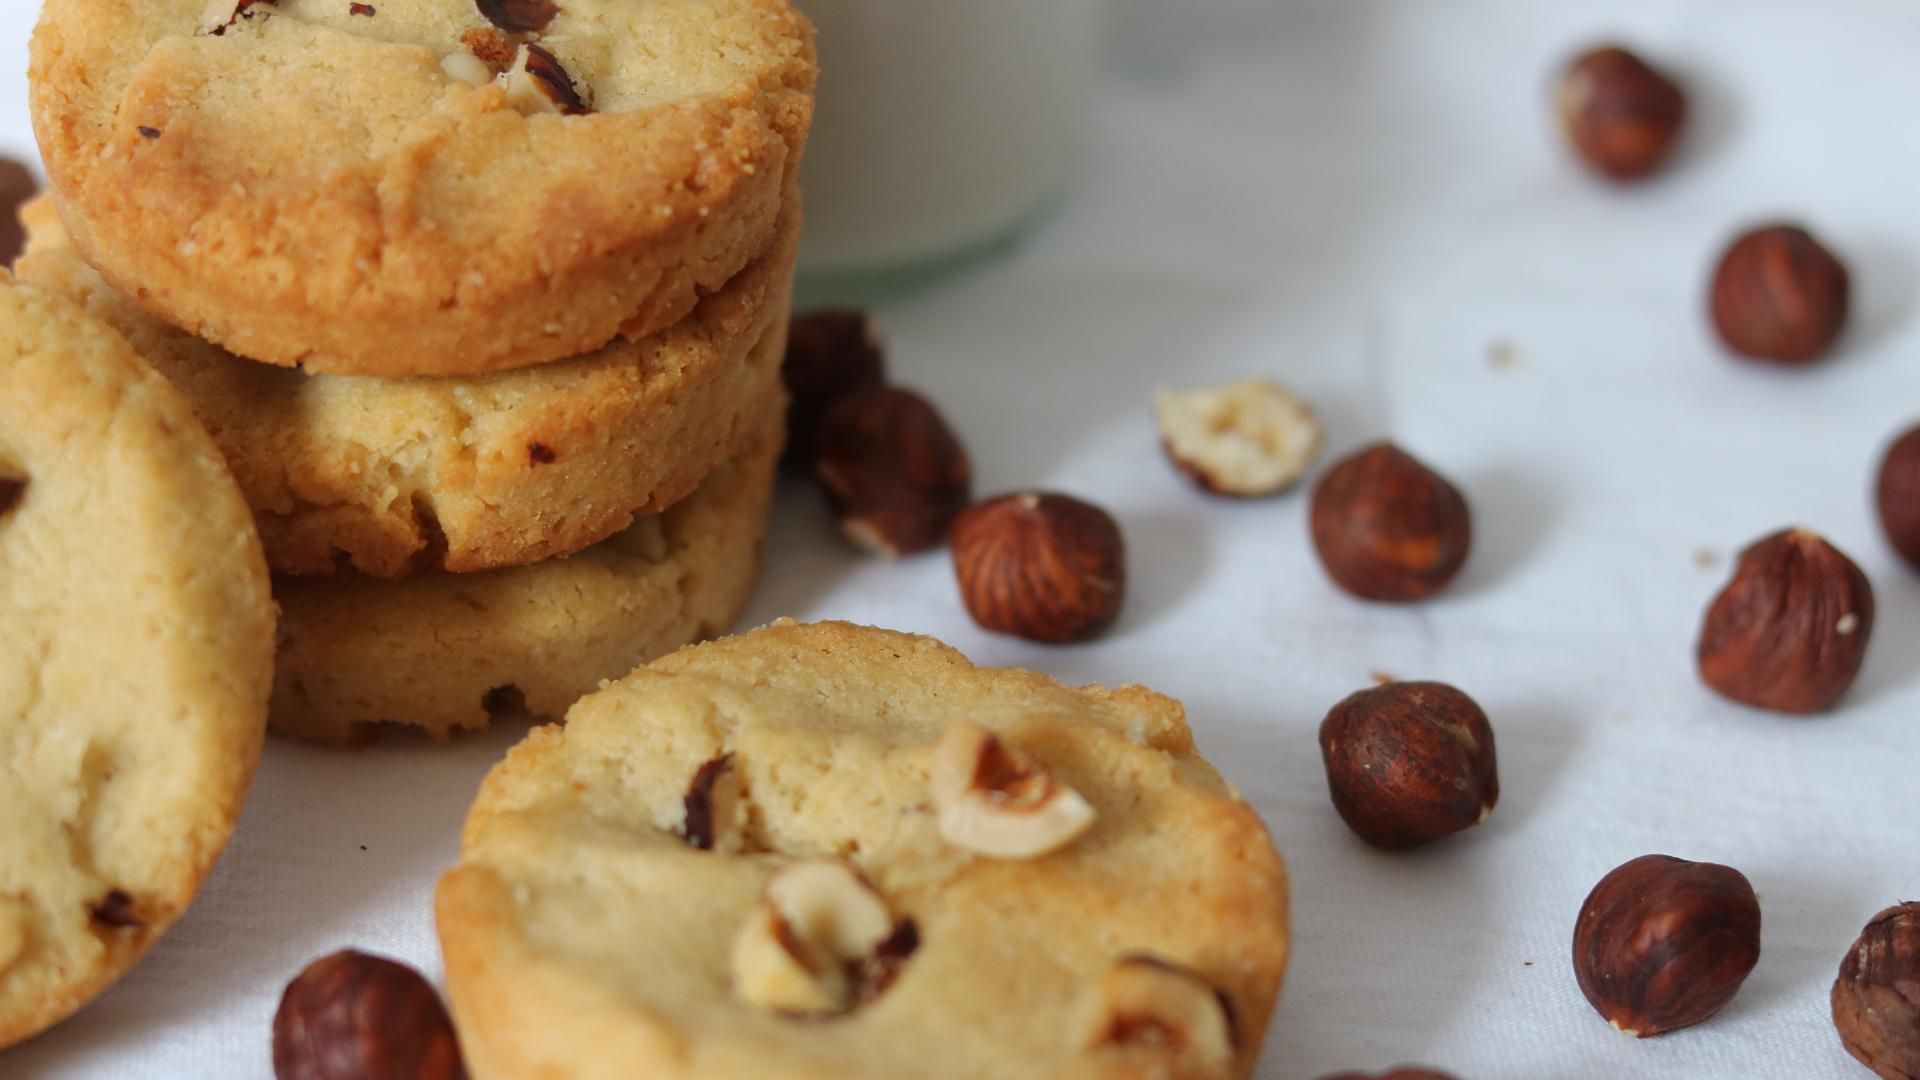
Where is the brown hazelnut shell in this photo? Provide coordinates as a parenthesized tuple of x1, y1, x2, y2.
(1317, 681, 1498, 850)
(1709, 224, 1851, 365)
(1556, 45, 1687, 182)
(1876, 425, 1920, 573)
(272, 949, 467, 1080)
(1832, 902, 1920, 1080)
(1310, 443, 1471, 603)
(1696, 528, 1874, 715)
(1572, 854, 1762, 1037)
(781, 310, 886, 466)
(813, 385, 972, 557)
(951, 492, 1126, 644)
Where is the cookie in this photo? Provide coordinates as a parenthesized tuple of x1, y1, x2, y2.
(17, 196, 796, 579)
(0, 275, 274, 1047)
(271, 402, 783, 746)
(435, 621, 1290, 1079)
(29, 0, 815, 377)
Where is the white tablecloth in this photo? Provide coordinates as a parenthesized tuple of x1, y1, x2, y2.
(6, 2, 1919, 1077)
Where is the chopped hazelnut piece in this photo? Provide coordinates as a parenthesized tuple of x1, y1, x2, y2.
(929, 722, 1096, 859)
(440, 51, 497, 88)
(1085, 955, 1238, 1064)
(730, 861, 900, 1016)
(1155, 377, 1323, 498)
(680, 754, 744, 853)
(504, 44, 592, 116)
(198, 0, 273, 35)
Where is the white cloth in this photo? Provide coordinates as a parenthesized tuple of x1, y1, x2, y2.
(6, 2, 1918, 1076)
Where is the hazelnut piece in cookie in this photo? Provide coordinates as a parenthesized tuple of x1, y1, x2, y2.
(930, 722, 1096, 859)
(730, 861, 902, 1017)
(1085, 955, 1238, 1064)
(505, 45, 592, 116)
(679, 754, 745, 854)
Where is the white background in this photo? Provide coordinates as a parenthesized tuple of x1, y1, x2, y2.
(7, 1, 1920, 1077)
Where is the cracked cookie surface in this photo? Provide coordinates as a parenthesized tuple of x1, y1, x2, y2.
(18, 196, 796, 578)
(29, 0, 815, 377)
(435, 621, 1290, 1079)
(271, 399, 784, 746)
(0, 274, 273, 1047)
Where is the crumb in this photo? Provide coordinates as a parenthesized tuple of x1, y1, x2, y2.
(1694, 548, 1721, 570)
(1488, 341, 1523, 371)
(1370, 671, 1397, 687)
(358, 845, 368, 852)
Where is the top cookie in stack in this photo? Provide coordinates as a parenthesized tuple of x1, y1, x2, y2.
(29, 0, 815, 378)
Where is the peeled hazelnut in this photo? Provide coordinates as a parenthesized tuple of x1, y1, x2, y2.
(1709, 224, 1851, 365)
(1876, 424, 1920, 573)
(1832, 903, 1920, 1080)
(730, 860, 909, 1017)
(504, 44, 591, 116)
(1572, 855, 1762, 1037)
(1696, 528, 1874, 715)
(1084, 955, 1237, 1065)
(1555, 45, 1687, 182)
(782, 310, 887, 466)
(1318, 1070, 1460, 1080)
(1310, 443, 1470, 603)
(813, 385, 972, 557)
(680, 753, 744, 854)
(1317, 681, 1497, 850)
(477, 0, 559, 34)
(930, 721, 1096, 860)
(439, 52, 496, 88)
(1154, 377, 1323, 497)
(951, 492, 1126, 643)
(272, 950, 467, 1080)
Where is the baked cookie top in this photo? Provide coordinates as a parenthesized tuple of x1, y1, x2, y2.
(0, 275, 274, 1046)
(436, 621, 1290, 1079)
(17, 196, 796, 578)
(30, 0, 815, 377)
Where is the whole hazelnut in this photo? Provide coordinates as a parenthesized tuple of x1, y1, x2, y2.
(1317, 1070, 1459, 1080)
(1572, 854, 1762, 1037)
(1554, 45, 1687, 182)
(1317, 681, 1498, 850)
(813, 385, 972, 557)
(272, 949, 467, 1080)
(1696, 528, 1874, 715)
(1310, 443, 1471, 603)
(1709, 224, 1851, 365)
(951, 492, 1126, 644)
(1876, 424, 1920, 573)
(1832, 903, 1920, 1080)
(782, 310, 886, 466)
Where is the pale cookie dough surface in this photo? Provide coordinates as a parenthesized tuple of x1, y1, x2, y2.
(17, 197, 796, 578)
(29, 0, 815, 377)
(0, 275, 273, 1047)
(436, 621, 1290, 1080)
(271, 404, 784, 746)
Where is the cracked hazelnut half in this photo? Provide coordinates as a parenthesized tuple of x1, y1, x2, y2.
(730, 861, 904, 1017)
(1084, 955, 1237, 1065)
(1832, 902, 1920, 1080)
(1155, 377, 1324, 498)
(930, 721, 1096, 859)
(680, 753, 744, 853)
(505, 44, 591, 116)
(272, 950, 466, 1080)
(1696, 528, 1874, 714)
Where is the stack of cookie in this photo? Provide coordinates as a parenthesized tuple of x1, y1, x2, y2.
(20, 0, 818, 745)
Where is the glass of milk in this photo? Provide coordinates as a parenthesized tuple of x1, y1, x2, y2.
(795, 0, 1102, 274)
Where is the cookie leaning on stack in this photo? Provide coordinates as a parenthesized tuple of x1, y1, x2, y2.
(21, 0, 818, 747)
(437, 620, 1291, 1079)
(0, 274, 274, 1048)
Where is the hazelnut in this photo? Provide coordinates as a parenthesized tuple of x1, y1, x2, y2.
(1083, 955, 1236, 1065)
(272, 949, 466, 1080)
(1709, 224, 1851, 365)
(1572, 854, 1762, 1037)
(1154, 377, 1323, 497)
(1555, 45, 1687, 182)
(504, 44, 591, 116)
(439, 52, 496, 88)
(1309, 443, 1470, 603)
(476, 0, 559, 34)
(730, 860, 911, 1017)
(782, 310, 887, 466)
(1696, 528, 1874, 714)
(88, 889, 145, 929)
(0, 158, 38, 268)
(1317, 681, 1498, 850)
(198, 0, 273, 35)
(0, 473, 22, 517)
(929, 721, 1096, 860)
(1832, 903, 1920, 1080)
(679, 753, 745, 854)
(1876, 424, 1920, 573)
(951, 492, 1126, 643)
(1318, 1070, 1459, 1080)
(813, 385, 972, 557)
